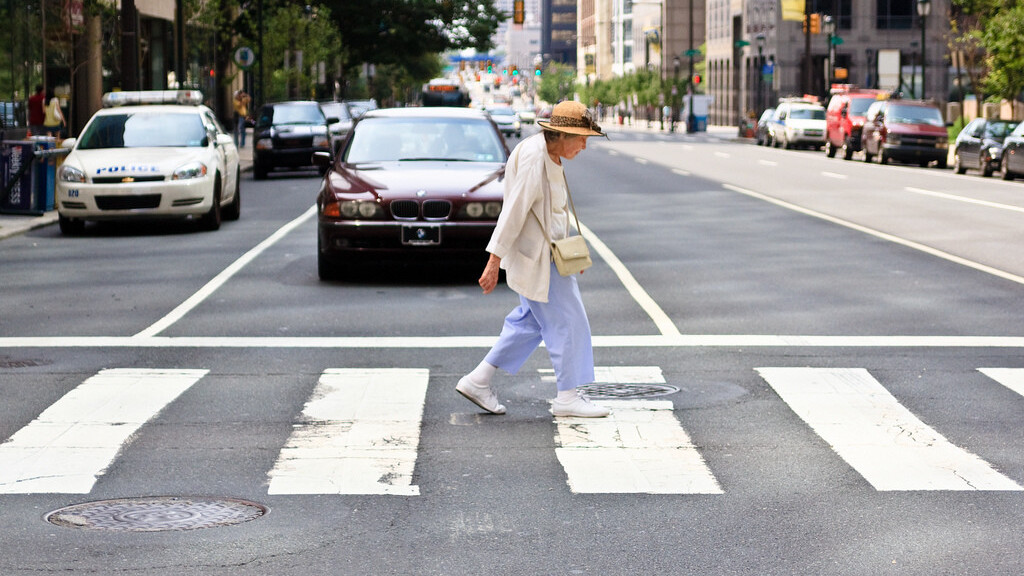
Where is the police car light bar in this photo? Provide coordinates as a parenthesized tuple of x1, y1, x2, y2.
(102, 90, 204, 108)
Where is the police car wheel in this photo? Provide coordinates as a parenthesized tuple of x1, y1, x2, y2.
(58, 214, 85, 236)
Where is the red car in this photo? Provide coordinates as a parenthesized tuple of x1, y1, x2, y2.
(315, 107, 509, 279)
(824, 87, 888, 160)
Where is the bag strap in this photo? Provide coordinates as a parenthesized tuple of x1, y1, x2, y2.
(514, 137, 583, 242)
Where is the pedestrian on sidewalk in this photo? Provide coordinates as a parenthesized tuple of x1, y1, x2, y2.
(233, 89, 251, 147)
(43, 89, 64, 138)
(28, 85, 46, 134)
(456, 100, 610, 419)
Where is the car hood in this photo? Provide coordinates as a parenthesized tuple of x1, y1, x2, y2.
(330, 162, 505, 199)
(261, 124, 327, 136)
(69, 148, 210, 178)
(885, 122, 947, 136)
(785, 119, 825, 129)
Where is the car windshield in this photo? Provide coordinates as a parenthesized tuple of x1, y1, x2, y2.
(489, 108, 515, 116)
(888, 104, 944, 126)
(789, 108, 825, 120)
(257, 104, 324, 127)
(848, 98, 876, 116)
(345, 118, 506, 163)
(321, 103, 351, 121)
(985, 121, 1018, 139)
(77, 112, 207, 149)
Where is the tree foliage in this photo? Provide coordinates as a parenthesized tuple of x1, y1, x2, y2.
(951, 0, 1024, 101)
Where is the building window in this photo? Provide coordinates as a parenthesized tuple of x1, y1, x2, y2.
(877, 0, 913, 29)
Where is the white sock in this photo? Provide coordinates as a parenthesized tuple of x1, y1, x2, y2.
(556, 389, 578, 402)
(468, 361, 497, 386)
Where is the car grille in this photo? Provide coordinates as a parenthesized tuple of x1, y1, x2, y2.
(900, 134, 941, 147)
(95, 194, 161, 210)
(389, 199, 452, 221)
(276, 137, 312, 150)
(92, 175, 165, 184)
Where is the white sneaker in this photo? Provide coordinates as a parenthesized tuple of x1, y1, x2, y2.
(456, 375, 506, 415)
(550, 391, 610, 418)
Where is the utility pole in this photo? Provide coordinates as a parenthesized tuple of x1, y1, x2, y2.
(802, 1, 811, 95)
(120, 0, 139, 90)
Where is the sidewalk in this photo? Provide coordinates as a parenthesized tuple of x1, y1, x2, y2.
(0, 134, 254, 240)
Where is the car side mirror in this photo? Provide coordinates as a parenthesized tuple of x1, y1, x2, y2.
(326, 117, 340, 125)
(312, 151, 333, 169)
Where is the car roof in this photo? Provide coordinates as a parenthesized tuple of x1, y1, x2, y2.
(360, 107, 493, 121)
(91, 104, 209, 116)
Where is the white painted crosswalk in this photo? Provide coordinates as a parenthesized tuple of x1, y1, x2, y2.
(1, 366, 1022, 496)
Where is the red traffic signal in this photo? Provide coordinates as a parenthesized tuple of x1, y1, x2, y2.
(692, 74, 702, 86)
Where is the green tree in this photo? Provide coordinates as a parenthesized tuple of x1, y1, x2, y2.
(538, 62, 576, 104)
(979, 4, 1024, 101)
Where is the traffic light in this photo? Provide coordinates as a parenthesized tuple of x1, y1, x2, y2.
(513, 0, 525, 24)
(692, 74, 702, 86)
(535, 65, 542, 76)
(810, 13, 821, 34)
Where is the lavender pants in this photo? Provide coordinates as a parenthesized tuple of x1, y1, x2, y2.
(484, 263, 595, 391)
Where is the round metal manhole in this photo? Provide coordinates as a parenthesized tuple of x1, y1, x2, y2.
(46, 497, 268, 532)
(578, 383, 680, 399)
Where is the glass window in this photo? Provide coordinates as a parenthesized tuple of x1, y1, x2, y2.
(78, 112, 207, 149)
(877, 0, 914, 29)
(345, 118, 505, 163)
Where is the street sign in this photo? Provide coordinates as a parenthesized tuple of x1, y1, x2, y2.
(233, 47, 256, 69)
(831, 36, 845, 45)
(684, 49, 701, 58)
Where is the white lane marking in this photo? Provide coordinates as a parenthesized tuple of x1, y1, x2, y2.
(267, 368, 428, 495)
(905, 187, 1024, 214)
(4, 334, 1024, 348)
(821, 171, 847, 179)
(134, 206, 317, 338)
(724, 183, 1024, 287)
(714, 152, 730, 158)
(551, 366, 721, 494)
(578, 221, 682, 337)
(0, 368, 207, 494)
(758, 160, 778, 166)
(672, 168, 692, 176)
(758, 367, 1022, 491)
(634, 157, 649, 164)
(608, 150, 621, 156)
(978, 368, 1024, 398)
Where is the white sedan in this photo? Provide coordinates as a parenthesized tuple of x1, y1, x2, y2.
(56, 90, 241, 234)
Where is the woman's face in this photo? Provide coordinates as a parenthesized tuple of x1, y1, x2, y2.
(550, 134, 588, 160)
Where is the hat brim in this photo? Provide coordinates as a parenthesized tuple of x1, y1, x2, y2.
(537, 121, 604, 136)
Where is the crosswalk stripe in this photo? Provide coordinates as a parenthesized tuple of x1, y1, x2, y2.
(758, 367, 1023, 491)
(0, 368, 207, 494)
(978, 368, 1024, 398)
(267, 368, 428, 496)
(550, 366, 722, 494)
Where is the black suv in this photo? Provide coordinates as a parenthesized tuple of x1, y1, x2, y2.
(253, 101, 337, 179)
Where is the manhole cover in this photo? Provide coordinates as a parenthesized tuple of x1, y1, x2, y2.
(578, 383, 680, 399)
(46, 497, 268, 532)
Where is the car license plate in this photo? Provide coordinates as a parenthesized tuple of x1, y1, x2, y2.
(402, 224, 441, 246)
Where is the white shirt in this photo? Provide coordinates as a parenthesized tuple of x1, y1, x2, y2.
(544, 152, 569, 240)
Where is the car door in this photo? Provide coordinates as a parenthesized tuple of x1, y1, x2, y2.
(956, 119, 983, 168)
(861, 102, 885, 158)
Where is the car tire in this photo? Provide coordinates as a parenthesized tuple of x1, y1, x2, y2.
(879, 150, 889, 165)
(199, 176, 222, 231)
(1001, 156, 1015, 180)
(980, 157, 993, 177)
(953, 152, 966, 174)
(863, 148, 874, 163)
(825, 140, 837, 158)
(223, 168, 241, 221)
(317, 237, 343, 281)
(58, 214, 85, 236)
(254, 163, 268, 180)
(841, 138, 854, 160)
(936, 158, 947, 169)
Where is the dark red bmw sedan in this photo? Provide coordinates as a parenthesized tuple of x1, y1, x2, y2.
(315, 107, 509, 279)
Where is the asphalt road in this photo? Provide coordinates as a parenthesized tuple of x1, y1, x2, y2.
(1, 125, 1023, 575)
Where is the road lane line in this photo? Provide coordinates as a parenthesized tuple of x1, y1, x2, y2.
(0, 368, 207, 494)
(672, 168, 692, 176)
(905, 187, 1024, 214)
(552, 366, 721, 494)
(723, 183, 1024, 287)
(4, 335, 1024, 348)
(134, 205, 318, 338)
(634, 157, 649, 164)
(978, 368, 1024, 398)
(578, 221, 682, 337)
(267, 368, 428, 495)
(758, 367, 1022, 491)
(821, 171, 847, 179)
(758, 160, 778, 166)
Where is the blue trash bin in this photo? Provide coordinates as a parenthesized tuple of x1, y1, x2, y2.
(31, 136, 56, 211)
(0, 140, 39, 215)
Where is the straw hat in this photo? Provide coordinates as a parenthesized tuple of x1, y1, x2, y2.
(538, 100, 604, 137)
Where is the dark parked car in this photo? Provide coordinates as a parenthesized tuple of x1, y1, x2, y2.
(861, 99, 948, 167)
(315, 107, 509, 279)
(755, 107, 775, 146)
(253, 101, 336, 179)
(998, 121, 1024, 180)
(953, 118, 1018, 177)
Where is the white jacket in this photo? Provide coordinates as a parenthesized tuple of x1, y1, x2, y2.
(486, 134, 555, 302)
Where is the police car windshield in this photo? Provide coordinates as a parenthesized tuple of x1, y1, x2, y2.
(78, 112, 207, 149)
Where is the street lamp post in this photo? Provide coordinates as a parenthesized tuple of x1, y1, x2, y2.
(756, 34, 765, 114)
(823, 15, 835, 95)
(917, 0, 931, 100)
(672, 56, 680, 133)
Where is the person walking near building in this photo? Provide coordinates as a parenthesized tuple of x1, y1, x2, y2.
(233, 90, 250, 147)
(28, 85, 46, 134)
(456, 100, 610, 419)
(42, 89, 64, 138)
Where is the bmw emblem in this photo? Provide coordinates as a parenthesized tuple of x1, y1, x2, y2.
(416, 190, 427, 197)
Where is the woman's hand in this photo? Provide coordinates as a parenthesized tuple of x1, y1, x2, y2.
(479, 254, 501, 294)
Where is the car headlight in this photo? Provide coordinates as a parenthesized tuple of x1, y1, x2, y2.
(459, 201, 502, 219)
(172, 162, 208, 180)
(313, 135, 329, 148)
(988, 146, 1002, 159)
(58, 165, 85, 183)
(886, 133, 901, 146)
(513, 121, 521, 129)
(255, 138, 273, 150)
(332, 200, 382, 219)
(937, 136, 948, 149)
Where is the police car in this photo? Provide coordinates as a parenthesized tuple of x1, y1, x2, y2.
(56, 90, 241, 234)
